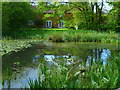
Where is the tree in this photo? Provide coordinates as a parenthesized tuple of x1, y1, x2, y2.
(35, 1, 114, 30)
(2, 2, 35, 32)
(2, 2, 10, 32)
(107, 2, 120, 32)
(34, 2, 56, 27)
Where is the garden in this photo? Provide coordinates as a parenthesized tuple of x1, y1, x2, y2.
(1, 1, 120, 89)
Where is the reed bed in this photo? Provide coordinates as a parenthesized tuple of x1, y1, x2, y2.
(48, 30, 118, 43)
(28, 53, 120, 88)
(3, 29, 119, 43)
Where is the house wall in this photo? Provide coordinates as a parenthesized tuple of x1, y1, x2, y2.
(45, 17, 58, 28)
(65, 13, 73, 17)
(35, 13, 73, 28)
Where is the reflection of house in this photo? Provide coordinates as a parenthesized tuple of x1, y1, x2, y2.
(36, 9, 72, 28)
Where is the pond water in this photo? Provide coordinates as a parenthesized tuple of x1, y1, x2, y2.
(2, 42, 119, 88)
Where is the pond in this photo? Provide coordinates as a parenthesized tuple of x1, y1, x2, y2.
(2, 42, 119, 88)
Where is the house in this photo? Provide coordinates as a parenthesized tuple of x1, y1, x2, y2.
(31, 5, 73, 28)
(42, 10, 72, 28)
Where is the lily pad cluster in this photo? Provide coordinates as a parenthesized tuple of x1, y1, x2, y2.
(1, 39, 43, 56)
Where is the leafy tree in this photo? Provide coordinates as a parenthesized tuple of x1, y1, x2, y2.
(2, 2, 10, 32)
(52, 2, 105, 30)
(34, 1, 119, 31)
(34, 2, 54, 27)
(2, 2, 35, 32)
(107, 2, 120, 32)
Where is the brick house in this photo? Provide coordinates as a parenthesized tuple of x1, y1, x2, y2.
(42, 10, 72, 28)
(32, 6, 73, 28)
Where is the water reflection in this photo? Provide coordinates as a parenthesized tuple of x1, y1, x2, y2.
(2, 42, 118, 88)
(86, 49, 111, 67)
(3, 68, 39, 88)
(101, 49, 111, 65)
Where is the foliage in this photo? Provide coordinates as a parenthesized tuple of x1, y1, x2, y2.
(35, 2, 119, 31)
(2, 2, 35, 32)
(28, 52, 120, 88)
(3, 28, 119, 43)
(53, 2, 105, 30)
(47, 29, 118, 43)
(2, 2, 120, 33)
(107, 2, 120, 32)
(2, 28, 119, 44)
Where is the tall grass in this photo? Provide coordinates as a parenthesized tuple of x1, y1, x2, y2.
(28, 53, 120, 88)
(2, 28, 119, 55)
(48, 30, 119, 43)
(3, 28, 119, 43)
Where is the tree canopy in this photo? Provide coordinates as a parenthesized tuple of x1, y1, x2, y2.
(2, 2, 35, 32)
(35, 1, 119, 31)
(2, 1, 120, 32)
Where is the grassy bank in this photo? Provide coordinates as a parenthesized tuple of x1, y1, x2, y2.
(3, 28, 119, 43)
(2, 28, 119, 55)
(48, 30, 119, 43)
(28, 53, 120, 88)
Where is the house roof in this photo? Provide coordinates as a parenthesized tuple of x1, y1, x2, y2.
(43, 10, 72, 14)
(43, 10, 54, 14)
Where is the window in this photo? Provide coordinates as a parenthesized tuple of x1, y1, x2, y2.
(46, 20, 52, 28)
(58, 20, 64, 28)
(28, 20, 34, 25)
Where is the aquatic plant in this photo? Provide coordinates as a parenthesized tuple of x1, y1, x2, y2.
(48, 30, 118, 43)
(28, 53, 120, 88)
(1, 39, 43, 55)
(2, 28, 119, 55)
(3, 28, 119, 43)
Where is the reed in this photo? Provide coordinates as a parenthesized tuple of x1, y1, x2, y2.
(2, 28, 119, 55)
(3, 29, 119, 43)
(48, 30, 118, 43)
(28, 53, 120, 88)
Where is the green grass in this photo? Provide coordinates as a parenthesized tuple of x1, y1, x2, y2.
(3, 28, 119, 43)
(28, 53, 120, 88)
(20, 28, 69, 31)
(42, 28, 69, 31)
(2, 28, 119, 55)
(48, 30, 119, 43)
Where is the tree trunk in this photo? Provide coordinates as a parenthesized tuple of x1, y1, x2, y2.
(98, 1, 103, 25)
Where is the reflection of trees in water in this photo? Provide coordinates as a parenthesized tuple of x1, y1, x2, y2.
(2, 43, 118, 88)
(2, 46, 38, 80)
(92, 48, 103, 62)
(43, 45, 112, 65)
(2, 43, 119, 88)
(86, 49, 111, 66)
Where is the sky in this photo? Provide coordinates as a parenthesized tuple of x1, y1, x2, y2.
(103, 3, 113, 13)
(30, 0, 113, 13)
